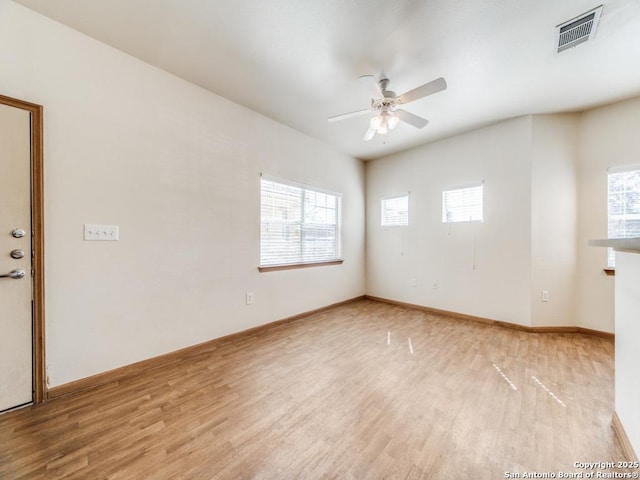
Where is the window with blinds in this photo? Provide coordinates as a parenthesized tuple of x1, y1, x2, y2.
(442, 183, 483, 223)
(607, 166, 640, 267)
(260, 176, 342, 267)
(381, 195, 409, 226)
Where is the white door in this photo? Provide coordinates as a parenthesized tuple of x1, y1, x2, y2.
(0, 102, 33, 412)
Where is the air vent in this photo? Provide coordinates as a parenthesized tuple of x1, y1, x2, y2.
(556, 5, 603, 53)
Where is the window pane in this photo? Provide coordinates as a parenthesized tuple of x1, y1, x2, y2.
(381, 195, 409, 226)
(442, 184, 483, 223)
(607, 168, 640, 267)
(261, 177, 341, 267)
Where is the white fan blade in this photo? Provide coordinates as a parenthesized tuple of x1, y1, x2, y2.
(397, 77, 447, 105)
(359, 74, 383, 98)
(364, 126, 376, 141)
(328, 108, 371, 123)
(396, 109, 429, 129)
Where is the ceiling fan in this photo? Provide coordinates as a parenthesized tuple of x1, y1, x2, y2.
(328, 75, 447, 141)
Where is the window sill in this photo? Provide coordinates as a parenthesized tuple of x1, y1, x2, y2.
(604, 268, 615, 276)
(258, 260, 343, 273)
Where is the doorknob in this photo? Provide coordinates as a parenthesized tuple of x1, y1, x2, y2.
(0, 269, 26, 279)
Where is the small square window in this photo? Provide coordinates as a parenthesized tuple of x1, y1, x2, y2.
(381, 195, 409, 226)
(442, 184, 483, 223)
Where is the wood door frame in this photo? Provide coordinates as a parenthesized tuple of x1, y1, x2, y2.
(0, 94, 46, 404)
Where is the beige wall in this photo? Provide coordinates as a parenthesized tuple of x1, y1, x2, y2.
(0, 1, 365, 387)
(367, 97, 640, 334)
(576, 96, 640, 333)
(615, 251, 640, 457)
(366, 117, 534, 326)
(530, 115, 579, 327)
(2, 0, 638, 388)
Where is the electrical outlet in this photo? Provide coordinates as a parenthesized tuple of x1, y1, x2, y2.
(410, 278, 417, 287)
(246, 292, 254, 305)
(432, 281, 438, 290)
(541, 290, 549, 302)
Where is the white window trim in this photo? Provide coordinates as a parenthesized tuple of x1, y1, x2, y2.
(608, 165, 640, 175)
(260, 174, 341, 197)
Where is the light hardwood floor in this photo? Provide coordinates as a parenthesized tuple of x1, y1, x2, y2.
(0, 299, 630, 479)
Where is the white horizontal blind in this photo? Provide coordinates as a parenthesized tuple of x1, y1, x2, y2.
(607, 167, 640, 267)
(260, 177, 341, 267)
(442, 183, 483, 223)
(381, 195, 409, 226)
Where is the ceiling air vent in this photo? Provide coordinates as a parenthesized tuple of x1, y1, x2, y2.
(556, 5, 603, 53)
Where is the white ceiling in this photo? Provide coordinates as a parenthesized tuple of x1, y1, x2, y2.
(13, 0, 640, 160)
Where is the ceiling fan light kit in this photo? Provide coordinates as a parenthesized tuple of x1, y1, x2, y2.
(329, 75, 447, 141)
(370, 111, 400, 134)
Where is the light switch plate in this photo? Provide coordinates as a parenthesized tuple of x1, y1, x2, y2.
(84, 224, 119, 241)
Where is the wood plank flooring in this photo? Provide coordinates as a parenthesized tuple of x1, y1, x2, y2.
(0, 299, 631, 479)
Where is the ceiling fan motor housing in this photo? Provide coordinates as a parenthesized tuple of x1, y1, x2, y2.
(372, 97, 397, 114)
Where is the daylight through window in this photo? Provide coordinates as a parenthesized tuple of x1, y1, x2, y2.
(607, 166, 640, 267)
(381, 195, 409, 226)
(260, 176, 342, 268)
(442, 183, 483, 223)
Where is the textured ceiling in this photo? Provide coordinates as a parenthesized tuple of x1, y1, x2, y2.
(13, 0, 640, 160)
